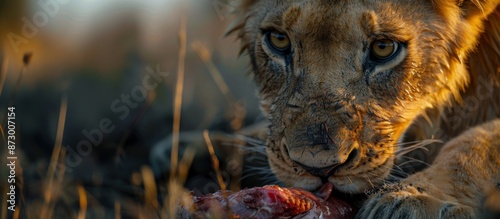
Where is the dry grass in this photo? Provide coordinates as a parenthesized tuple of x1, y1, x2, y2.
(77, 184, 87, 219)
(167, 14, 188, 218)
(1, 53, 31, 219)
(40, 93, 67, 218)
(191, 41, 235, 105)
(203, 130, 233, 218)
(0, 5, 247, 218)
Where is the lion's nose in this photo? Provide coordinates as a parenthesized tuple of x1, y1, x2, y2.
(307, 123, 332, 147)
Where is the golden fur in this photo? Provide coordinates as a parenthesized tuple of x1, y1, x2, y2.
(232, 0, 500, 217)
(358, 120, 500, 218)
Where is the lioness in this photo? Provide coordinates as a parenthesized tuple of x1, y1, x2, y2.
(231, 0, 500, 217)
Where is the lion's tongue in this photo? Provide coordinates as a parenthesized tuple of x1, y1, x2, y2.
(314, 182, 334, 200)
(311, 183, 356, 218)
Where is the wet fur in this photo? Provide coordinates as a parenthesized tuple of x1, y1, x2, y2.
(232, 0, 500, 217)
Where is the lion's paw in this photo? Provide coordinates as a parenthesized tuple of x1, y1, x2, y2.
(356, 183, 477, 219)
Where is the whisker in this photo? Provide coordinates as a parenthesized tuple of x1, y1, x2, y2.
(364, 176, 375, 189)
(242, 167, 272, 174)
(397, 155, 431, 167)
(221, 136, 268, 158)
(396, 139, 441, 157)
(391, 164, 410, 177)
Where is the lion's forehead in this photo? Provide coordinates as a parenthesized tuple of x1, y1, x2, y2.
(260, 0, 419, 35)
(263, 1, 366, 37)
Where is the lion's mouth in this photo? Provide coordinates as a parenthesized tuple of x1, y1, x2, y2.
(302, 148, 359, 182)
(277, 137, 394, 194)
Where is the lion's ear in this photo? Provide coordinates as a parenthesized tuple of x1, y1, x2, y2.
(225, 0, 258, 37)
(226, 0, 259, 14)
(225, 0, 261, 54)
(433, 0, 499, 19)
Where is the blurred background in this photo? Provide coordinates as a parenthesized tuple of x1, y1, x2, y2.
(0, 0, 269, 218)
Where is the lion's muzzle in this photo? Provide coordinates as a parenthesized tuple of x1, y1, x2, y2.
(285, 122, 359, 178)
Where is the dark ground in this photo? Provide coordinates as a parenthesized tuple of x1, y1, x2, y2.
(0, 1, 271, 218)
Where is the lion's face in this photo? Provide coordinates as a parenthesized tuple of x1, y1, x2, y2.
(236, 0, 476, 193)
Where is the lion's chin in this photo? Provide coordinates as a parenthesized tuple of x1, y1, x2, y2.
(288, 176, 323, 191)
(283, 159, 394, 194)
(285, 175, 372, 209)
(286, 174, 369, 194)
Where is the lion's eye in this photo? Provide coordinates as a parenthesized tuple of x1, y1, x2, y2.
(266, 30, 291, 54)
(370, 39, 400, 61)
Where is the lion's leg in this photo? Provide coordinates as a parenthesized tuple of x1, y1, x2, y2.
(358, 119, 500, 219)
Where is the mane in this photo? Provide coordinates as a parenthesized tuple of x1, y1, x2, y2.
(440, 7, 499, 138)
(225, 0, 256, 56)
(404, 7, 500, 168)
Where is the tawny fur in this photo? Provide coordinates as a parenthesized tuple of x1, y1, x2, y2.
(232, 0, 500, 217)
(358, 120, 500, 218)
